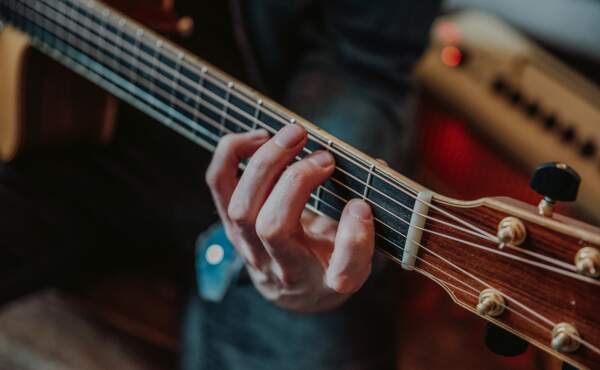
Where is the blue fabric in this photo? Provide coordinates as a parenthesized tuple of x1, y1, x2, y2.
(195, 223, 244, 302)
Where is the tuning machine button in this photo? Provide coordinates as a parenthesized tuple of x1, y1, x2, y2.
(552, 323, 580, 353)
(530, 162, 581, 217)
(497, 217, 526, 247)
(477, 289, 506, 316)
(575, 246, 600, 278)
(484, 323, 529, 357)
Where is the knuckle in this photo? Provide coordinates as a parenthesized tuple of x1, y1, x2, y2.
(279, 271, 301, 288)
(273, 265, 302, 288)
(255, 216, 279, 241)
(283, 163, 310, 184)
(256, 213, 291, 242)
(227, 200, 253, 226)
(248, 152, 276, 174)
(217, 133, 238, 152)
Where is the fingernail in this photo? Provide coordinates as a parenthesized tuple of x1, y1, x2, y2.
(274, 125, 306, 148)
(308, 150, 334, 168)
(250, 129, 269, 140)
(349, 199, 371, 221)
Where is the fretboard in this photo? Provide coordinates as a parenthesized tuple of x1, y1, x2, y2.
(1, 0, 421, 261)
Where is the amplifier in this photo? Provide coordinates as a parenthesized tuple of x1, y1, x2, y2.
(414, 11, 600, 222)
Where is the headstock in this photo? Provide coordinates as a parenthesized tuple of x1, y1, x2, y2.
(416, 163, 600, 369)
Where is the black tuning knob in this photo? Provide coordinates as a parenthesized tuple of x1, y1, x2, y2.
(530, 162, 581, 217)
(484, 323, 529, 357)
(530, 162, 581, 202)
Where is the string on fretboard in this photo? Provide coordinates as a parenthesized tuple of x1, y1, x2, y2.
(1, 0, 418, 259)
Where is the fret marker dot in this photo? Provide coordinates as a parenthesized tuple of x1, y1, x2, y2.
(206, 244, 225, 265)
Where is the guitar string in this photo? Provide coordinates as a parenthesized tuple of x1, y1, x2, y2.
(40, 0, 497, 245)
(47, 0, 500, 242)
(7, 3, 589, 356)
(12, 0, 596, 284)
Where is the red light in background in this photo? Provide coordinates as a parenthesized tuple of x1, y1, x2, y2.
(441, 46, 463, 68)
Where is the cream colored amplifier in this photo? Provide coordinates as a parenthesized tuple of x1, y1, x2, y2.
(415, 11, 600, 222)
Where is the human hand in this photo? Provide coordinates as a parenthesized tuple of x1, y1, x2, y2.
(205, 125, 375, 312)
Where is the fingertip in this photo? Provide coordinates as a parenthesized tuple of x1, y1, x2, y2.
(248, 128, 270, 140)
(326, 272, 358, 295)
(347, 199, 372, 222)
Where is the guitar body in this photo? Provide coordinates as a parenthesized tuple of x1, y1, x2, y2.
(0, 25, 117, 161)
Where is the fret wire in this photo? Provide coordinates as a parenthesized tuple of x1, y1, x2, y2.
(189, 66, 207, 134)
(148, 39, 162, 98)
(84, 1, 103, 66)
(314, 184, 323, 212)
(169, 51, 184, 120)
(220, 82, 233, 135)
(112, 17, 126, 75)
(17, 0, 422, 223)
(252, 99, 262, 130)
(364, 163, 375, 199)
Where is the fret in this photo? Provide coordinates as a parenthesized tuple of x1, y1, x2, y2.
(219, 82, 234, 136)
(188, 66, 207, 134)
(129, 27, 144, 85)
(168, 51, 184, 119)
(97, 8, 111, 65)
(252, 99, 263, 130)
(83, 1, 103, 64)
(111, 17, 126, 74)
(36, 1, 56, 53)
(144, 39, 161, 99)
(314, 185, 323, 212)
(364, 163, 375, 199)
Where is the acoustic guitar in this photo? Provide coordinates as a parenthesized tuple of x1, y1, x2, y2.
(1, 1, 599, 368)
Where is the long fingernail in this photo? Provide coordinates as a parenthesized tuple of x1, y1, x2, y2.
(349, 199, 372, 221)
(274, 124, 306, 148)
(308, 150, 334, 168)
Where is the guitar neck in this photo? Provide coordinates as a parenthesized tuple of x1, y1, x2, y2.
(1, 0, 429, 263)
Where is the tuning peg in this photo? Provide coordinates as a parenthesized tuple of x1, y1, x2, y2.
(530, 162, 581, 217)
(484, 323, 529, 357)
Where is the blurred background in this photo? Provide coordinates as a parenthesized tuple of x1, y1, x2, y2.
(1, 0, 599, 369)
